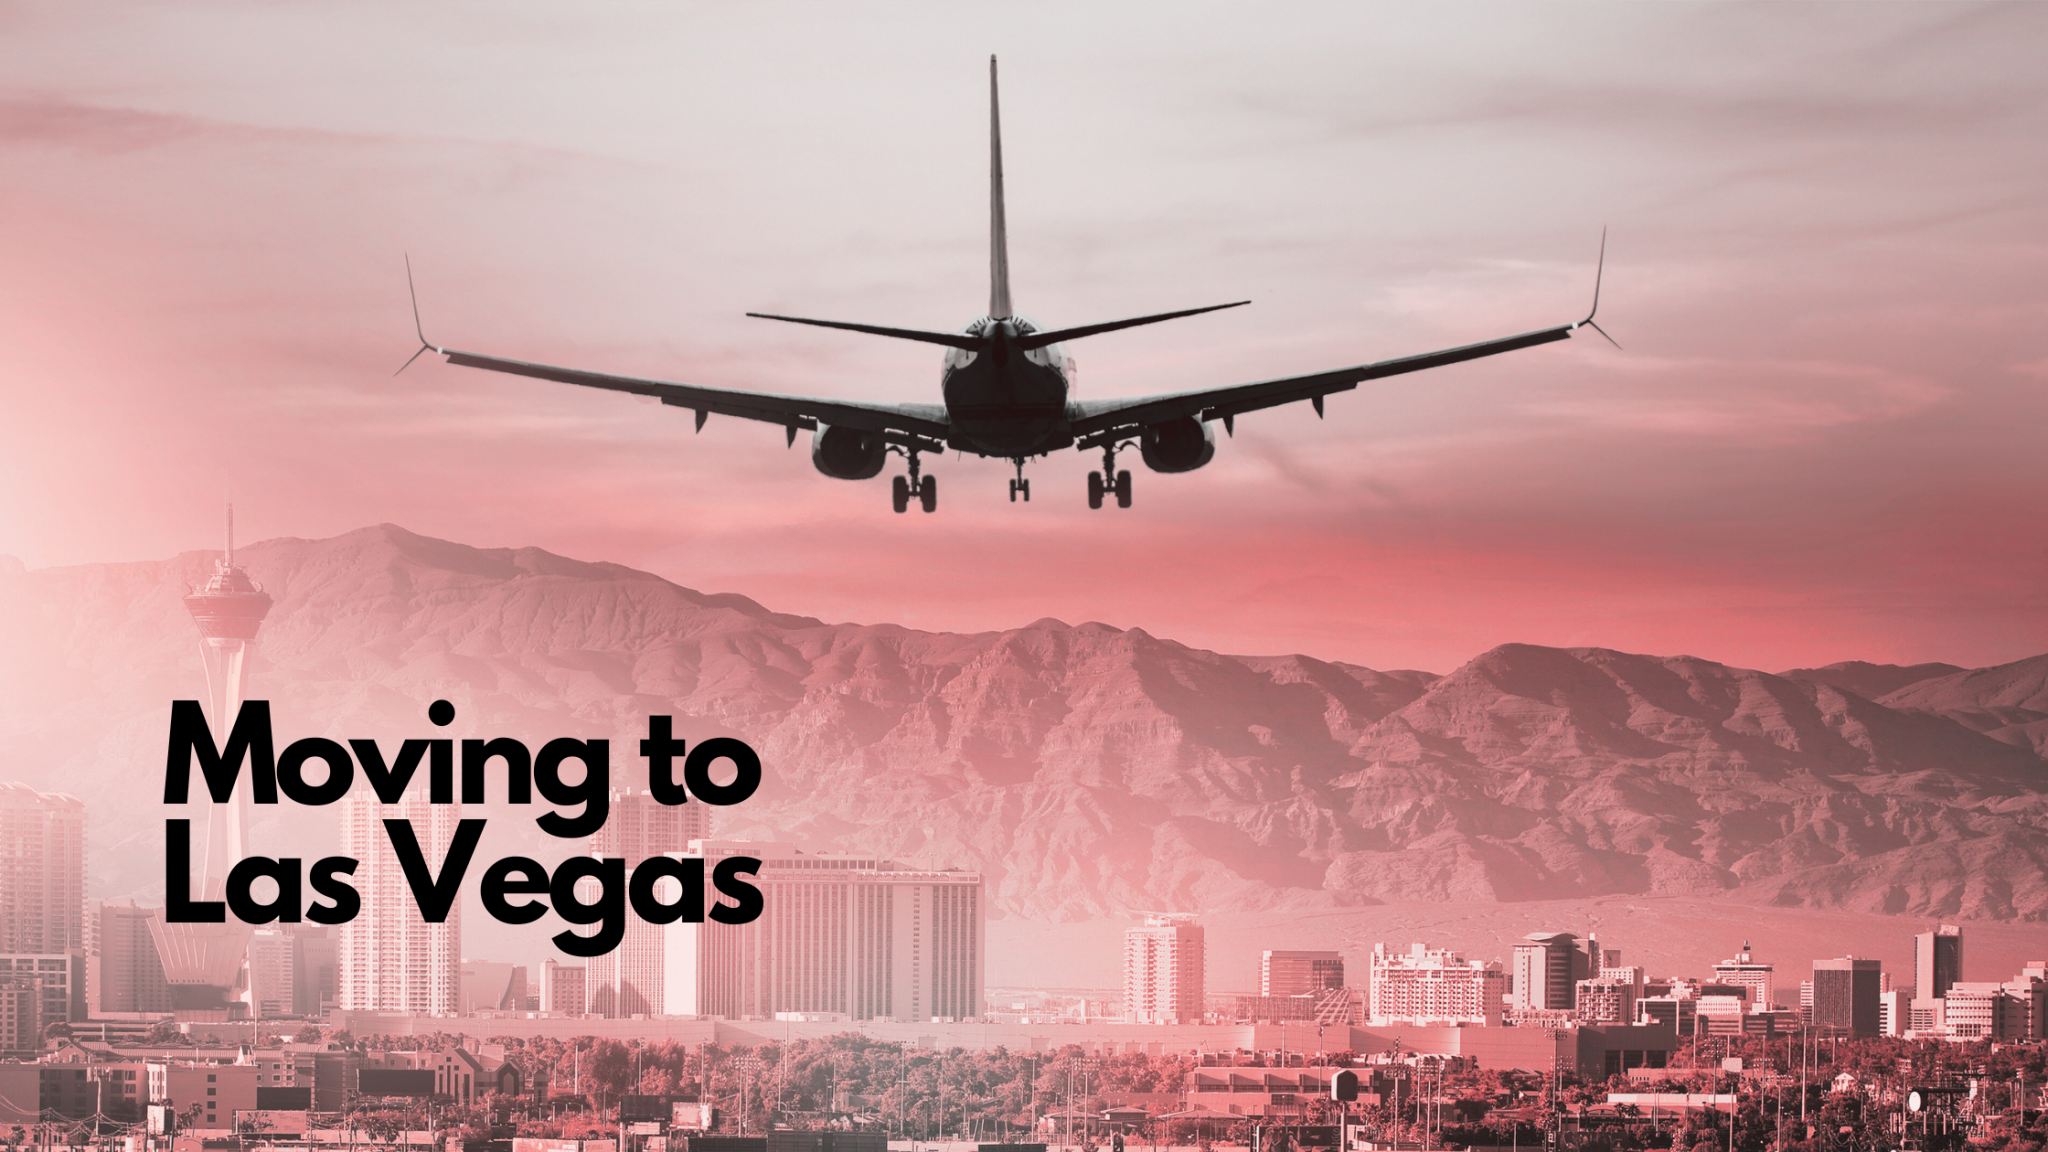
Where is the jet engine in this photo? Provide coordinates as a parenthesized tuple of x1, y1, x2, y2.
(810, 424, 887, 479)
(1139, 416, 1216, 473)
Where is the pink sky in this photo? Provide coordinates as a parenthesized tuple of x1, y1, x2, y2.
(2, 3, 2044, 674)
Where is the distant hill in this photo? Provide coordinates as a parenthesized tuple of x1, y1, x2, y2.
(4, 524, 2045, 922)
(1777, 660, 1964, 700)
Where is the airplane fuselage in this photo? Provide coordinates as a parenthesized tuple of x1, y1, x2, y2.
(940, 316, 1073, 456)
(424, 56, 1603, 515)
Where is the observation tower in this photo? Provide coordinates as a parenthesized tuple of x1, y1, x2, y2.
(151, 506, 270, 1016)
(181, 504, 273, 894)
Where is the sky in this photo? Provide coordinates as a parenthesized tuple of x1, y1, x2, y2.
(2, 2, 2045, 675)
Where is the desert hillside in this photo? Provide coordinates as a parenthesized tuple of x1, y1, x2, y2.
(4, 524, 2044, 922)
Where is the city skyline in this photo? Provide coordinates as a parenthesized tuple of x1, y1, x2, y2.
(13, 776, 2047, 1044)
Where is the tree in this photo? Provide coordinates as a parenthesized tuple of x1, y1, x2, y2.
(143, 1019, 186, 1046)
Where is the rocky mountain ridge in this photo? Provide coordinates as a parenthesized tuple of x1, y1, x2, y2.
(3, 524, 2044, 921)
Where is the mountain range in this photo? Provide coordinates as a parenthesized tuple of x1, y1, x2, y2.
(4, 523, 2044, 923)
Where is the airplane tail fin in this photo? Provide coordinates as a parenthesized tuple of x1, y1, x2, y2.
(989, 55, 1013, 320)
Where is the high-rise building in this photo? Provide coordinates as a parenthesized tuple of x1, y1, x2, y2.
(662, 842, 985, 1022)
(584, 791, 712, 1018)
(246, 929, 297, 1019)
(1368, 942, 1504, 1026)
(539, 960, 585, 1014)
(1124, 915, 1204, 1024)
(0, 784, 85, 956)
(0, 980, 38, 1054)
(0, 955, 85, 1027)
(90, 902, 172, 1015)
(1512, 932, 1582, 1011)
(1262, 951, 1344, 997)
(1575, 978, 1637, 1024)
(292, 926, 338, 1016)
(1916, 925, 1963, 1001)
(1600, 964, 1646, 997)
(1714, 943, 1775, 1009)
(590, 790, 712, 862)
(338, 789, 462, 1015)
(1811, 958, 1881, 1037)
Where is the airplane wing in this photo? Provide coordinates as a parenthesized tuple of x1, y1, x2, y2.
(1067, 321, 1582, 447)
(432, 347, 952, 448)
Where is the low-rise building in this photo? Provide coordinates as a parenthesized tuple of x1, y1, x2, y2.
(149, 1059, 261, 1129)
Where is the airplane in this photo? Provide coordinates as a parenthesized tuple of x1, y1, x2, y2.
(401, 57, 1616, 513)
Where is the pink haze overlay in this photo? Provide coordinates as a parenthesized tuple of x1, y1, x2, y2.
(2, 7, 2045, 674)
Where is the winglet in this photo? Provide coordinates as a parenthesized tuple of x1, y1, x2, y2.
(988, 55, 1013, 321)
(395, 254, 443, 375)
(1571, 228, 1621, 350)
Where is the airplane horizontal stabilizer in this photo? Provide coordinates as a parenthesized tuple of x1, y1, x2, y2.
(1012, 300, 1250, 351)
(744, 312, 983, 351)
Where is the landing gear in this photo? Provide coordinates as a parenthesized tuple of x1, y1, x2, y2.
(1087, 442, 1133, 509)
(891, 447, 936, 514)
(1009, 458, 1031, 502)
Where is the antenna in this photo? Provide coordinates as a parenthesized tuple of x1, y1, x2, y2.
(225, 503, 234, 568)
(1573, 227, 1621, 349)
(988, 56, 1013, 320)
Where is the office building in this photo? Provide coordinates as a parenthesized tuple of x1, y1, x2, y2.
(539, 960, 585, 1014)
(663, 842, 985, 1022)
(1916, 925, 1963, 1001)
(1637, 992, 1699, 1036)
(1878, 988, 1908, 1037)
(1811, 958, 1881, 1037)
(1513, 932, 1583, 1011)
(1262, 951, 1344, 997)
(90, 902, 172, 1015)
(1124, 914, 1204, 1025)
(1368, 942, 1504, 1026)
(0, 784, 85, 955)
(1942, 982, 2026, 1039)
(1713, 943, 1775, 1009)
(2011, 962, 2048, 1038)
(338, 788, 462, 1015)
